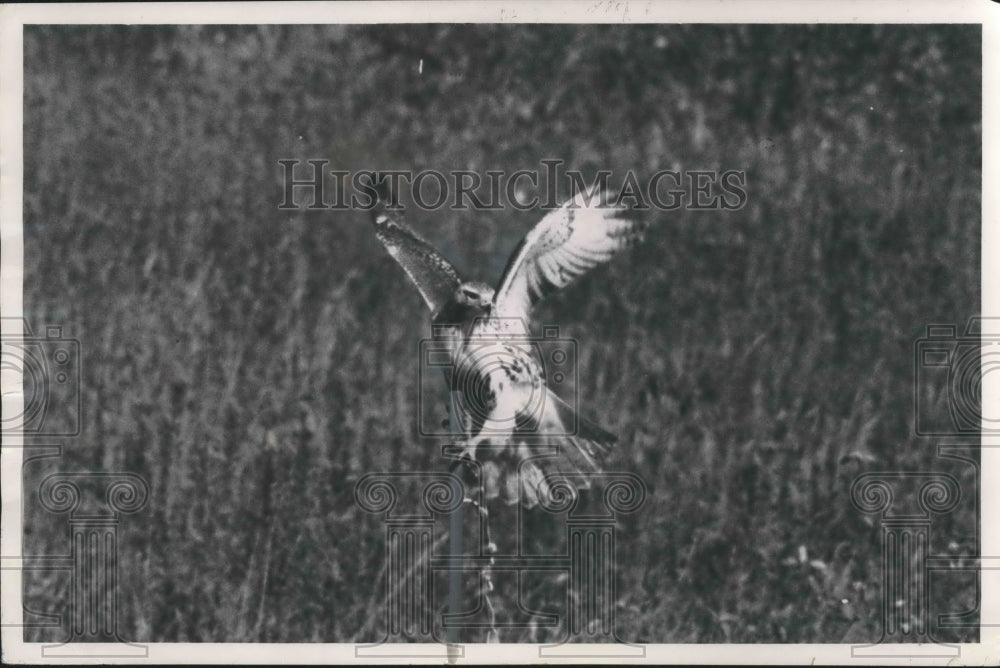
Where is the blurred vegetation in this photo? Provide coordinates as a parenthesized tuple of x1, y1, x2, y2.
(21, 24, 979, 643)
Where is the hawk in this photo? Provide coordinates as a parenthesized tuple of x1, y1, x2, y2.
(370, 182, 646, 507)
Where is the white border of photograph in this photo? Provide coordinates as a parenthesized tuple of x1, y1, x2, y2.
(1, 1, 997, 664)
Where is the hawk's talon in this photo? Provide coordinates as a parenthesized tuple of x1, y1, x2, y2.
(448, 451, 481, 481)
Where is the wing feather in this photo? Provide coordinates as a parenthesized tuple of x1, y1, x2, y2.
(492, 191, 646, 320)
(369, 201, 461, 316)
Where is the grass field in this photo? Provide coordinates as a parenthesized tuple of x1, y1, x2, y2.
(20, 24, 980, 643)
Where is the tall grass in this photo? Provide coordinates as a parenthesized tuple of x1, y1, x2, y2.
(21, 24, 980, 642)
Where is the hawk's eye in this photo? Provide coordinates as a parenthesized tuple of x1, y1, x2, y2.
(462, 289, 480, 300)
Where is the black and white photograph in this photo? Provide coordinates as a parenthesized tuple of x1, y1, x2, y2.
(1, 1, 995, 664)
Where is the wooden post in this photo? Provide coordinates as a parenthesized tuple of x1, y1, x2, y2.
(446, 391, 465, 656)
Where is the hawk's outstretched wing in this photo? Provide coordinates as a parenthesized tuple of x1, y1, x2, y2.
(491, 191, 646, 322)
(369, 197, 461, 317)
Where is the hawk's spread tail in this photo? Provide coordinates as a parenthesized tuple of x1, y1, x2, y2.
(479, 436, 612, 508)
(477, 392, 617, 508)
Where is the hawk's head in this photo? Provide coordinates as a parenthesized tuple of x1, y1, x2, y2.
(456, 281, 494, 309)
(432, 280, 494, 332)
